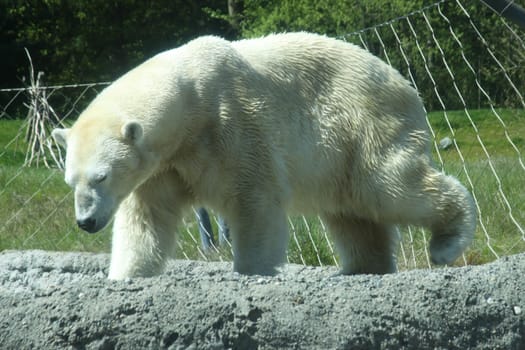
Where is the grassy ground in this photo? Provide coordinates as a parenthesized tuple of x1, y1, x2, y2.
(426, 109, 525, 267)
(1, 109, 524, 270)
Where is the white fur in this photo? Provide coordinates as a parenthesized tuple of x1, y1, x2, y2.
(52, 33, 476, 279)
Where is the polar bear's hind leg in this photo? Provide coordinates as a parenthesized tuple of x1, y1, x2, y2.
(322, 214, 399, 275)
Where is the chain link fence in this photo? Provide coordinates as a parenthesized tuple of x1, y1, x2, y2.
(1, 0, 524, 270)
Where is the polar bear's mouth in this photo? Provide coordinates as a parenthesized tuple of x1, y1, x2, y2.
(77, 217, 99, 233)
(76, 212, 112, 234)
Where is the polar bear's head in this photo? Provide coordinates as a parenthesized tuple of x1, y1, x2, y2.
(52, 118, 155, 233)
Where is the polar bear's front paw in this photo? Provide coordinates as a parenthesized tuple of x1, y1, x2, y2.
(429, 234, 466, 265)
(108, 260, 165, 280)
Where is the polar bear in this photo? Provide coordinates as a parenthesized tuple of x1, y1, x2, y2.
(52, 33, 476, 279)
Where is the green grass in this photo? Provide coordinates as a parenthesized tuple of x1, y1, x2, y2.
(1, 109, 524, 270)
(428, 108, 525, 161)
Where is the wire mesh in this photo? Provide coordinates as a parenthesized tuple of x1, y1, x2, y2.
(0, 0, 523, 270)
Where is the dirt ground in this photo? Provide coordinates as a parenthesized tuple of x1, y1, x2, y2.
(0, 250, 523, 349)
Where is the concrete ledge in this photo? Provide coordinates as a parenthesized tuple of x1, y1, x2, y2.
(0, 250, 523, 349)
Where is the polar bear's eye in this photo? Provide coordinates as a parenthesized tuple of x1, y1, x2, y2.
(94, 173, 107, 184)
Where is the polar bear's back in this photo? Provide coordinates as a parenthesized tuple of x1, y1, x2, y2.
(232, 33, 424, 119)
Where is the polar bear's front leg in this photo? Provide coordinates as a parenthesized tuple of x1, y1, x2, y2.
(108, 177, 187, 280)
(108, 196, 176, 279)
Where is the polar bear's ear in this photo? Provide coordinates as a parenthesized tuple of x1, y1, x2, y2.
(121, 121, 143, 143)
(51, 128, 70, 148)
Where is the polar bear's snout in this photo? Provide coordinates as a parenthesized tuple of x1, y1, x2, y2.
(76, 217, 97, 233)
(74, 186, 115, 234)
(75, 206, 112, 234)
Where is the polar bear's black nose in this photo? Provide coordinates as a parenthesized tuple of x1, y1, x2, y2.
(77, 218, 97, 233)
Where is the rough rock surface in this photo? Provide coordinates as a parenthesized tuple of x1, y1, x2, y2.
(0, 250, 523, 349)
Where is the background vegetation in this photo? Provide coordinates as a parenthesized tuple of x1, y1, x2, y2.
(1, 0, 524, 110)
